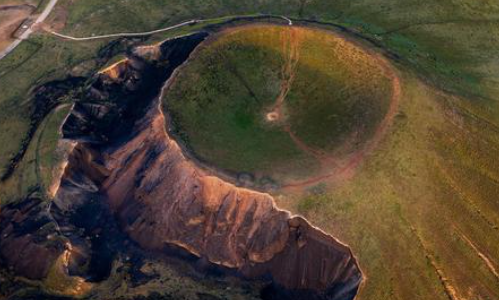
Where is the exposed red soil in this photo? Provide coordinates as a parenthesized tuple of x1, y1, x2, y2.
(52, 39, 363, 295)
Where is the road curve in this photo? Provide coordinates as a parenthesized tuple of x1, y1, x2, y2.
(0, 12, 292, 59)
(45, 15, 293, 41)
(0, 0, 59, 60)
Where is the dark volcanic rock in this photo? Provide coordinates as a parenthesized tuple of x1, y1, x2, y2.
(1, 77, 85, 181)
(62, 32, 209, 144)
(88, 102, 362, 297)
(0, 196, 66, 279)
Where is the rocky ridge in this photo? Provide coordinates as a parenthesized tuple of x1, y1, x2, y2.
(1, 28, 362, 300)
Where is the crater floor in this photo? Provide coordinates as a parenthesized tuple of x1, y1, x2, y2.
(164, 25, 396, 187)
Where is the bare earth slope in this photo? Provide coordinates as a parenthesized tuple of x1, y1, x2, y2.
(0, 31, 363, 299)
(89, 96, 361, 296)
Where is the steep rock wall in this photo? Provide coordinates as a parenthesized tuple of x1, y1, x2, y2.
(56, 30, 362, 299)
(0, 28, 363, 300)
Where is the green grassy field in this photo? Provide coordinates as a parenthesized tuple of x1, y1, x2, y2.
(284, 27, 393, 151)
(0, 0, 499, 300)
(165, 25, 312, 181)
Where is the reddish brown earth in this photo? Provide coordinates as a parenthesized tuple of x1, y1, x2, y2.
(0, 30, 363, 299)
(59, 33, 362, 297)
(91, 98, 361, 292)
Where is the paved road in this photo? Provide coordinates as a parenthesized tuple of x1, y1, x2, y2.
(46, 15, 293, 41)
(47, 19, 200, 41)
(0, 11, 292, 60)
(0, 0, 59, 60)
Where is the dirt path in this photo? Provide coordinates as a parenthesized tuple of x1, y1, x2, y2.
(282, 53, 402, 189)
(266, 27, 301, 122)
(44, 15, 293, 41)
(285, 125, 338, 166)
(266, 26, 339, 167)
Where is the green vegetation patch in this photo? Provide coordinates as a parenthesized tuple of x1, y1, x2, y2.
(164, 25, 393, 182)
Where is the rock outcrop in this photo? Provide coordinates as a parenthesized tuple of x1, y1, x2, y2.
(98, 104, 361, 298)
(0, 29, 362, 300)
(57, 30, 362, 299)
(0, 196, 66, 279)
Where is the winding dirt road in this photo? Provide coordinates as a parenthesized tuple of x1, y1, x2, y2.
(46, 20, 200, 41)
(282, 56, 401, 189)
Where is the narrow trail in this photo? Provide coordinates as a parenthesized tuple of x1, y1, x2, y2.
(285, 126, 338, 166)
(45, 20, 199, 41)
(267, 26, 338, 166)
(266, 27, 301, 122)
(43, 15, 293, 41)
(283, 54, 401, 189)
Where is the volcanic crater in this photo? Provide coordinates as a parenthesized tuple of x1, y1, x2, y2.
(164, 24, 399, 189)
(0, 21, 402, 300)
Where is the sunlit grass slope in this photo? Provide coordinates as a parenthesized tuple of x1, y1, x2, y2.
(277, 75, 499, 300)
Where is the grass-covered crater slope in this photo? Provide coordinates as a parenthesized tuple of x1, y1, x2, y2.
(163, 24, 396, 187)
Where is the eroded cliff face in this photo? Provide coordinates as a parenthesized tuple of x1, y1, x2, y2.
(86, 102, 361, 296)
(1, 29, 362, 300)
(0, 32, 209, 289)
(57, 31, 362, 299)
